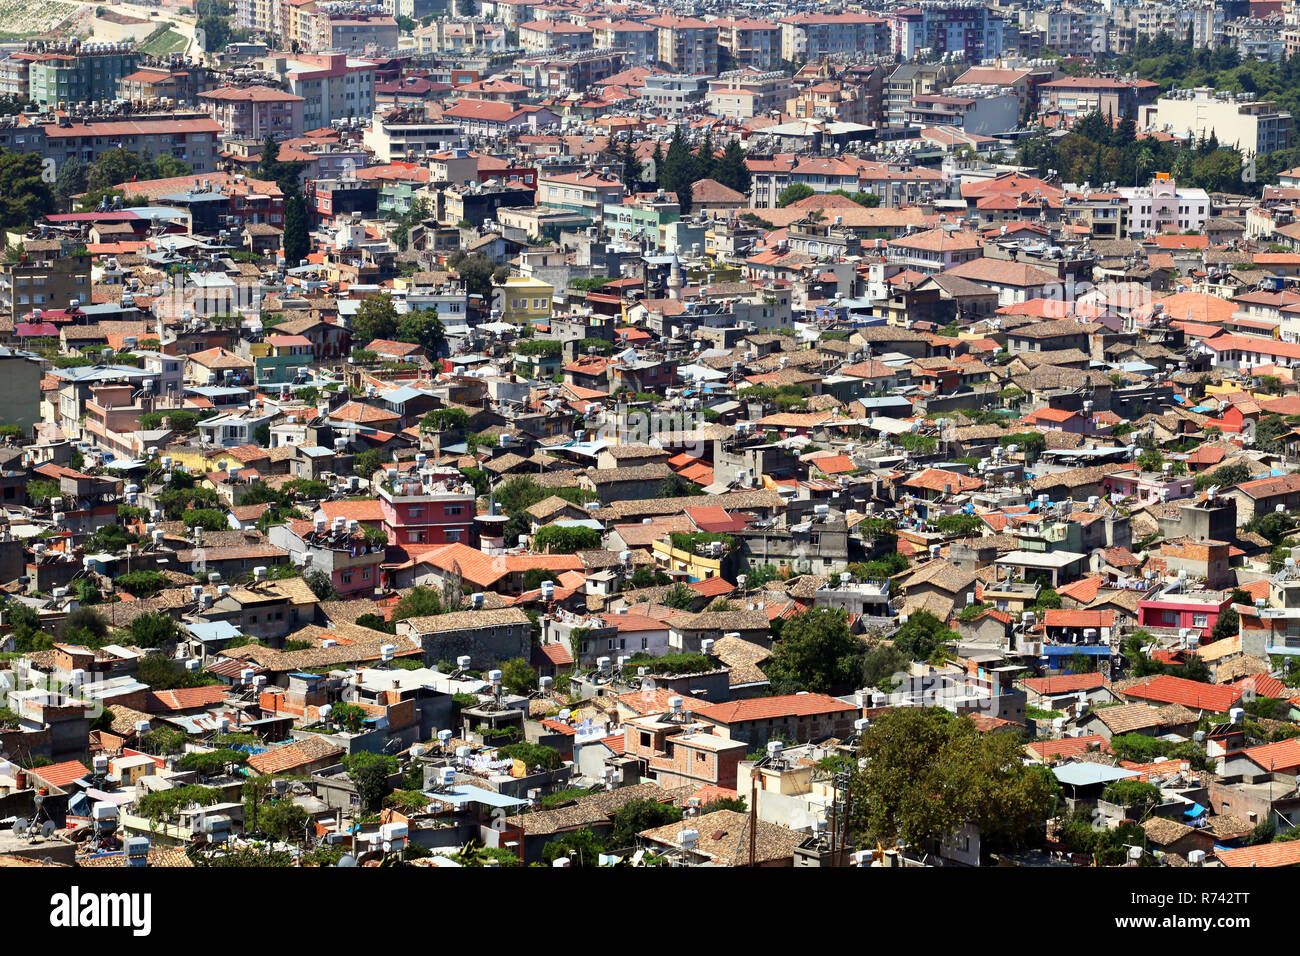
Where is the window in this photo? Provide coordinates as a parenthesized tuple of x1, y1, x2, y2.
(1194, 613, 1208, 628)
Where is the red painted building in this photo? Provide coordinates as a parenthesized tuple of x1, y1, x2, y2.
(377, 471, 477, 548)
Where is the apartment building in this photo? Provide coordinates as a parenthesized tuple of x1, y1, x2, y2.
(362, 108, 460, 162)
(903, 86, 1020, 135)
(779, 13, 890, 62)
(714, 17, 781, 70)
(199, 85, 306, 141)
(1142, 87, 1292, 156)
(888, 2, 1005, 62)
(27, 45, 139, 108)
(1038, 75, 1161, 120)
(1118, 174, 1210, 237)
(589, 19, 657, 65)
(646, 15, 719, 76)
(0, 241, 90, 326)
(1022, 9, 1109, 57)
(518, 19, 594, 53)
(705, 70, 794, 120)
(279, 54, 377, 128)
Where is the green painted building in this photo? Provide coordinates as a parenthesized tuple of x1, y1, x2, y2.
(29, 49, 142, 108)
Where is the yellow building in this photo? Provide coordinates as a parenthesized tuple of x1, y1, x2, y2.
(651, 537, 725, 582)
(494, 275, 554, 326)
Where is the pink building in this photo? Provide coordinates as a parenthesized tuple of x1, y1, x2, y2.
(377, 471, 477, 548)
(199, 85, 306, 142)
(1103, 467, 1195, 507)
(1137, 586, 1233, 638)
(267, 518, 384, 596)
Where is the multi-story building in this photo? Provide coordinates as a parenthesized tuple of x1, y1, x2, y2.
(518, 19, 594, 53)
(779, 13, 890, 62)
(889, 2, 1005, 62)
(198, 85, 306, 141)
(494, 275, 554, 327)
(440, 99, 560, 137)
(116, 64, 221, 105)
(0, 51, 40, 100)
(714, 17, 781, 70)
(279, 54, 377, 129)
(27, 45, 140, 108)
(1022, 9, 1109, 57)
(235, 0, 282, 35)
(0, 240, 90, 326)
(119, 171, 285, 228)
(268, 520, 385, 596)
(589, 19, 657, 65)
(319, 11, 400, 52)
(514, 49, 624, 93)
(1118, 175, 1210, 237)
(378, 470, 478, 548)
(886, 61, 960, 127)
(362, 107, 460, 162)
(17, 112, 222, 175)
(1225, 17, 1285, 60)
(638, 73, 709, 114)
(537, 167, 624, 217)
(785, 79, 872, 125)
(646, 15, 719, 76)
(705, 69, 794, 119)
(1038, 75, 1161, 120)
(1142, 88, 1292, 156)
(902, 85, 1020, 135)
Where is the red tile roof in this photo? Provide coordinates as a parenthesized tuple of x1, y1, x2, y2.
(1025, 735, 1111, 762)
(145, 686, 229, 712)
(31, 759, 90, 789)
(1216, 841, 1300, 867)
(694, 693, 856, 724)
(688, 576, 735, 598)
(1021, 672, 1106, 695)
(1043, 609, 1115, 629)
(1122, 674, 1243, 713)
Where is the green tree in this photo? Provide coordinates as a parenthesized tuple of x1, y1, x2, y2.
(447, 250, 503, 302)
(543, 828, 606, 866)
(128, 611, 181, 648)
(762, 607, 865, 695)
(392, 585, 443, 622)
(607, 797, 682, 848)
(501, 657, 537, 696)
(892, 609, 958, 662)
(304, 569, 338, 601)
(395, 308, 445, 352)
(714, 137, 751, 195)
(856, 708, 1058, 851)
(663, 582, 695, 610)
(777, 183, 815, 207)
(282, 192, 310, 266)
(183, 508, 230, 531)
(0, 149, 54, 227)
(343, 752, 398, 811)
(353, 292, 400, 344)
(532, 525, 601, 554)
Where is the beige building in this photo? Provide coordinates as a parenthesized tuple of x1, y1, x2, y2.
(1141, 88, 1292, 157)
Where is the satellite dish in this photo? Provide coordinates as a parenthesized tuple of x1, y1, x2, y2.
(11, 818, 27, 837)
(336, 854, 357, 867)
(40, 821, 55, 838)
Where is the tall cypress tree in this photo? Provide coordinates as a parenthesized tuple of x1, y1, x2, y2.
(282, 193, 309, 265)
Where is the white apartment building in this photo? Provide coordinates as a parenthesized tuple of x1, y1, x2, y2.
(1141, 87, 1292, 157)
(1118, 175, 1210, 237)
